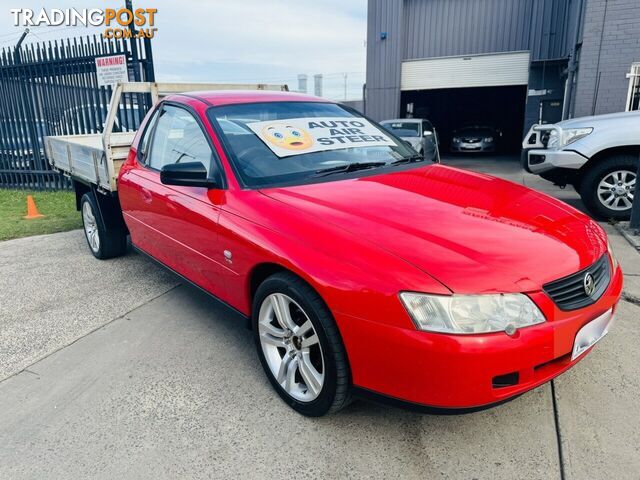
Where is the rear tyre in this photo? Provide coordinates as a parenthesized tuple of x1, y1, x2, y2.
(579, 155, 637, 220)
(80, 192, 127, 259)
(252, 272, 351, 416)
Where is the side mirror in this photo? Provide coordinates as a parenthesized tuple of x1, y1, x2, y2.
(160, 161, 217, 188)
(423, 130, 434, 137)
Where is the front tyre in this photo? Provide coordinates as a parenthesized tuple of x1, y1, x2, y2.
(580, 155, 637, 220)
(80, 192, 127, 259)
(252, 272, 351, 416)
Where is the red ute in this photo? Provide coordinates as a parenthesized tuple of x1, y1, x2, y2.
(93, 91, 622, 416)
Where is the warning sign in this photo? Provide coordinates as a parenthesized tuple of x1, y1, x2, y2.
(95, 54, 128, 87)
(246, 117, 396, 157)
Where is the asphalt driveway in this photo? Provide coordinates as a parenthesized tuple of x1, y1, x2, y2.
(1, 156, 638, 479)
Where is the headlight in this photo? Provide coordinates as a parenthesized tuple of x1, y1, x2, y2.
(561, 127, 593, 147)
(399, 292, 546, 334)
(607, 239, 618, 270)
(545, 128, 592, 149)
(484, 137, 494, 142)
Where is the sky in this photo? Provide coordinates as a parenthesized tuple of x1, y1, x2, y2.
(0, 1, 367, 100)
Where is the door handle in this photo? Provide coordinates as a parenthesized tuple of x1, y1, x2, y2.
(141, 187, 152, 204)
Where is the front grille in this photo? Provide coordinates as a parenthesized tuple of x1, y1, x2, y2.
(462, 137, 481, 143)
(543, 255, 610, 311)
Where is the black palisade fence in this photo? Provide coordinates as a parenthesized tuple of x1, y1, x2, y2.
(0, 34, 154, 190)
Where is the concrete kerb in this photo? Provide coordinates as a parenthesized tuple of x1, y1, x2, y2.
(615, 222, 640, 251)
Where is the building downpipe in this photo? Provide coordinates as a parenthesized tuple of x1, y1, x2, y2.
(562, 0, 586, 120)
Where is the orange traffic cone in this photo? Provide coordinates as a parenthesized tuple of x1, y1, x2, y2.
(24, 195, 45, 219)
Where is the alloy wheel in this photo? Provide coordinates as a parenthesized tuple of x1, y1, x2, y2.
(82, 201, 100, 253)
(258, 293, 325, 402)
(597, 169, 636, 211)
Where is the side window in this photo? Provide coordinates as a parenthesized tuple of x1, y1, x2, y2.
(147, 105, 213, 174)
(138, 108, 160, 164)
(422, 121, 433, 134)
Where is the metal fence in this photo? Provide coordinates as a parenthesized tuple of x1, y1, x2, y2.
(0, 34, 154, 190)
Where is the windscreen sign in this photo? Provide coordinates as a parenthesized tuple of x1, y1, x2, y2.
(247, 117, 396, 157)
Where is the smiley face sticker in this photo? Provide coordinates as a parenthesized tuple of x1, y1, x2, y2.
(262, 124, 314, 151)
(248, 117, 396, 157)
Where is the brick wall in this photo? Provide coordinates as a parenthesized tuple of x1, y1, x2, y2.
(573, 0, 640, 117)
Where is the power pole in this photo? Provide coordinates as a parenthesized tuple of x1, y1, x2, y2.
(630, 153, 640, 231)
(362, 83, 366, 114)
(343, 73, 348, 101)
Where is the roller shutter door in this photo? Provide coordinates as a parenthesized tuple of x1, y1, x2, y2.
(401, 51, 530, 91)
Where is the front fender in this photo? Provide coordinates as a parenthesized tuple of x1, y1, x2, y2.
(215, 193, 450, 330)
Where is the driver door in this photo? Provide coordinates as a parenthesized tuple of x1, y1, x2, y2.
(121, 103, 228, 299)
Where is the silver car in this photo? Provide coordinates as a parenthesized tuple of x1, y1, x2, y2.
(522, 111, 639, 220)
(451, 125, 500, 153)
(379, 118, 439, 162)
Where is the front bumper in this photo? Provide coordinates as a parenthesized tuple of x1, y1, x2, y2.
(526, 148, 589, 174)
(451, 142, 495, 152)
(338, 264, 623, 409)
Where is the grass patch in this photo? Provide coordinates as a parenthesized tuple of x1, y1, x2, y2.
(0, 189, 82, 241)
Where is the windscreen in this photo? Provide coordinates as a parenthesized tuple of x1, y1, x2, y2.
(208, 102, 428, 188)
(208, 102, 422, 188)
(380, 122, 420, 137)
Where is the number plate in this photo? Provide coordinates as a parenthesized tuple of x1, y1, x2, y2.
(571, 308, 613, 361)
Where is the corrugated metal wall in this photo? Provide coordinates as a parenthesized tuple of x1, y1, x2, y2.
(366, 0, 581, 120)
(365, 0, 404, 120)
(404, 0, 577, 62)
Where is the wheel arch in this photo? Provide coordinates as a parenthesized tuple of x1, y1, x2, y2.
(248, 260, 331, 302)
(73, 180, 91, 210)
(249, 262, 290, 303)
(247, 262, 333, 323)
(578, 145, 640, 182)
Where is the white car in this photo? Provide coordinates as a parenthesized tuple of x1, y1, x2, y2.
(522, 111, 639, 220)
(380, 118, 439, 162)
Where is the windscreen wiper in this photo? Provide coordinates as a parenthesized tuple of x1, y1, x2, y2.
(390, 154, 425, 166)
(312, 161, 387, 177)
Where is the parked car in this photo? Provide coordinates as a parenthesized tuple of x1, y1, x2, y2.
(47, 83, 622, 417)
(522, 111, 639, 220)
(451, 125, 500, 153)
(379, 118, 439, 162)
(0, 118, 49, 168)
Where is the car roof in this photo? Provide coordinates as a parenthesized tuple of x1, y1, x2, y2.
(165, 90, 330, 107)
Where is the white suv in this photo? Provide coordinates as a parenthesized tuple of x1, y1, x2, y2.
(522, 111, 639, 220)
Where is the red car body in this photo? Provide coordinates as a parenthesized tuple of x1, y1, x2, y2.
(117, 91, 622, 409)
